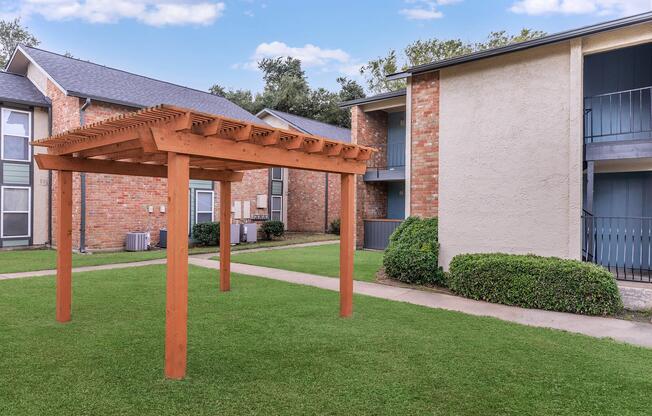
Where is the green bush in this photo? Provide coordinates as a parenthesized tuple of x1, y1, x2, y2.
(329, 218, 341, 235)
(192, 222, 220, 246)
(382, 217, 445, 286)
(448, 253, 623, 316)
(261, 220, 285, 240)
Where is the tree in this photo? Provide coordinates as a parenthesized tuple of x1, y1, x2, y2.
(210, 58, 365, 128)
(361, 29, 546, 93)
(0, 18, 39, 68)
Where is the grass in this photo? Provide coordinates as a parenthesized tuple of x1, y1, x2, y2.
(0, 233, 338, 274)
(224, 243, 384, 281)
(1, 265, 651, 415)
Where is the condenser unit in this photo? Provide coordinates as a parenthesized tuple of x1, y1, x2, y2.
(126, 232, 150, 251)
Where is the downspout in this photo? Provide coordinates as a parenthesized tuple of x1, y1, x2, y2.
(79, 98, 91, 252)
(324, 173, 329, 232)
(47, 106, 53, 246)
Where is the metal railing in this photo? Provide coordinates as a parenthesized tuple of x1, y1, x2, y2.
(363, 219, 403, 250)
(365, 142, 406, 179)
(584, 86, 652, 144)
(582, 211, 652, 282)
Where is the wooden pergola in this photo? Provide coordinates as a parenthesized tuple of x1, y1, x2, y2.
(32, 104, 373, 380)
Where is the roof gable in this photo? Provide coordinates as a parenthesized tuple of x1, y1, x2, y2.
(11, 46, 259, 123)
(258, 109, 351, 142)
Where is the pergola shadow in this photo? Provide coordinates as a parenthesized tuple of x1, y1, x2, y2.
(33, 104, 373, 380)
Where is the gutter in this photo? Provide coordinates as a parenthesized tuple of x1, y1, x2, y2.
(387, 11, 652, 80)
(47, 105, 53, 246)
(78, 97, 91, 252)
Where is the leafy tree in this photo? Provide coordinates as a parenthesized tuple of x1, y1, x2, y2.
(211, 58, 365, 128)
(361, 29, 546, 93)
(0, 18, 39, 68)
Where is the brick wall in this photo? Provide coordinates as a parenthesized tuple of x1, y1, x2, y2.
(228, 169, 269, 220)
(410, 72, 439, 217)
(286, 170, 341, 232)
(351, 106, 388, 248)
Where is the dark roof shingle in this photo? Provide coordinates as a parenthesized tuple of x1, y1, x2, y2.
(0, 71, 49, 107)
(19, 46, 259, 122)
(259, 108, 351, 142)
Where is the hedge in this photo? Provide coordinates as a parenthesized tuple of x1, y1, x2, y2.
(382, 216, 445, 286)
(192, 222, 220, 246)
(261, 220, 285, 240)
(448, 253, 623, 316)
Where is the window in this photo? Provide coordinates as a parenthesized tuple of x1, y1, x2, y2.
(1, 109, 31, 162)
(1, 186, 30, 238)
(271, 196, 282, 221)
(195, 190, 214, 224)
(271, 168, 282, 180)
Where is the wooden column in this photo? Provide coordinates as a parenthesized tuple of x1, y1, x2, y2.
(165, 152, 190, 380)
(56, 170, 73, 323)
(340, 173, 355, 317)
(219, 181, 231, 292)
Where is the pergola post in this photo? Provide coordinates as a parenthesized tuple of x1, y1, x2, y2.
(56, 170, 73, 323)
(340, 173, 355, 317)
(219, 181, 231, 292)
(165, 152, 189, 380)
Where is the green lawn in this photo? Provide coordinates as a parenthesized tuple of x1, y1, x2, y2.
(226, 243, 384, 281)
(1, 265, 651, 415)
(0, 233, 338, 274)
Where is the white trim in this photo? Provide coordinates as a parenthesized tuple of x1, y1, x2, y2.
(195, 190, 215, 224)
(404, 76, 412, 218)
(1, 107, 32, 162)
(1, 186, 31, 238)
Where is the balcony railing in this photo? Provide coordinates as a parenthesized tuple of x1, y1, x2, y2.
(364, 219, 403, 250)
(364, 141, 406, 181)
(582, 212, 652, 283)
(584, 86, 652, 144)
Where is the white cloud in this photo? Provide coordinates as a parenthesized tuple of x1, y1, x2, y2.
(399, 0, 463, 20)
(251, 41, 351, 67)
(4, 0, 226, 26)
(510, 0, 652, 16)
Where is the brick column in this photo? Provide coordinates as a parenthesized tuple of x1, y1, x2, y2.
(410, 72, 440, 218)
(351, 106, 389, 248)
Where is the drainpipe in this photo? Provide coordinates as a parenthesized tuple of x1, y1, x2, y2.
(324, 173, 329, 232)
(47, 106, 53, 246)
(79, 98, 91, 252)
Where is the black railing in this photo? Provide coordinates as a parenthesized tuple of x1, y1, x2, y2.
(582, 211, 652, 282)
(365, 142, 406, 180)
(584, 86, 652, 144)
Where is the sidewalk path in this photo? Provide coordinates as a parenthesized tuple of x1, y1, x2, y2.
(2, 252, 651, 349)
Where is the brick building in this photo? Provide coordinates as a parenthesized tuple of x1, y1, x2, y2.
(256, 109, 350, 233)
(1, 45, 338, 250)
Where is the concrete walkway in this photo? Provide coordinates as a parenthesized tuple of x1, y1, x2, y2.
(2, 253, 651, 349)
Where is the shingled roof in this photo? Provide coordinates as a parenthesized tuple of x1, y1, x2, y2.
(0, 71, 49, 107)
(257, 108, 351, 142)
(9, 45, 259, 123)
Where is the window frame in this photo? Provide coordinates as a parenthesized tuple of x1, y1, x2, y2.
(1, 185, 31, 238)
(195, 190, 215, 224)
(1, 108, 32, 162)
(271, 195, 282, 222)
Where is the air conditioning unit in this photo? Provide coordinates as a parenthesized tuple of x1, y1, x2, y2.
(230, 224, 241, 245)
(126, 232, 150, 251)
(241, 223, 257, 243)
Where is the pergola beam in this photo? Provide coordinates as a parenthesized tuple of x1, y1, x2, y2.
(35, 155, 244, 182)
(150, 128, 368, 175)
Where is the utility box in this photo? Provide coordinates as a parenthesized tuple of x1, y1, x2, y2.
(230, 224, 241, 245)
(242, 223, 257, 243)
(126, 232, 150, 251)
(159, 229, 167, 248)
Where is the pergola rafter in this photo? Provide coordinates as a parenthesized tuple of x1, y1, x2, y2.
(32, 104, 374, 380)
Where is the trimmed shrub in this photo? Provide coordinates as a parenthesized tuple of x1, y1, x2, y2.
(329, 218, 341, 235)
(261, 220, 285, 240)
(192, 222, 220, 246)
(448, 253, 623, 316)
(382, 216, 445, 286)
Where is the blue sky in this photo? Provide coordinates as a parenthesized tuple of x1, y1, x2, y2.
(2, 0, 651, 93)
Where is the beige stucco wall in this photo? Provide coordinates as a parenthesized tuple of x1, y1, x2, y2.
(32, 106, 50, 245)
(438, 42, 583, 269)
